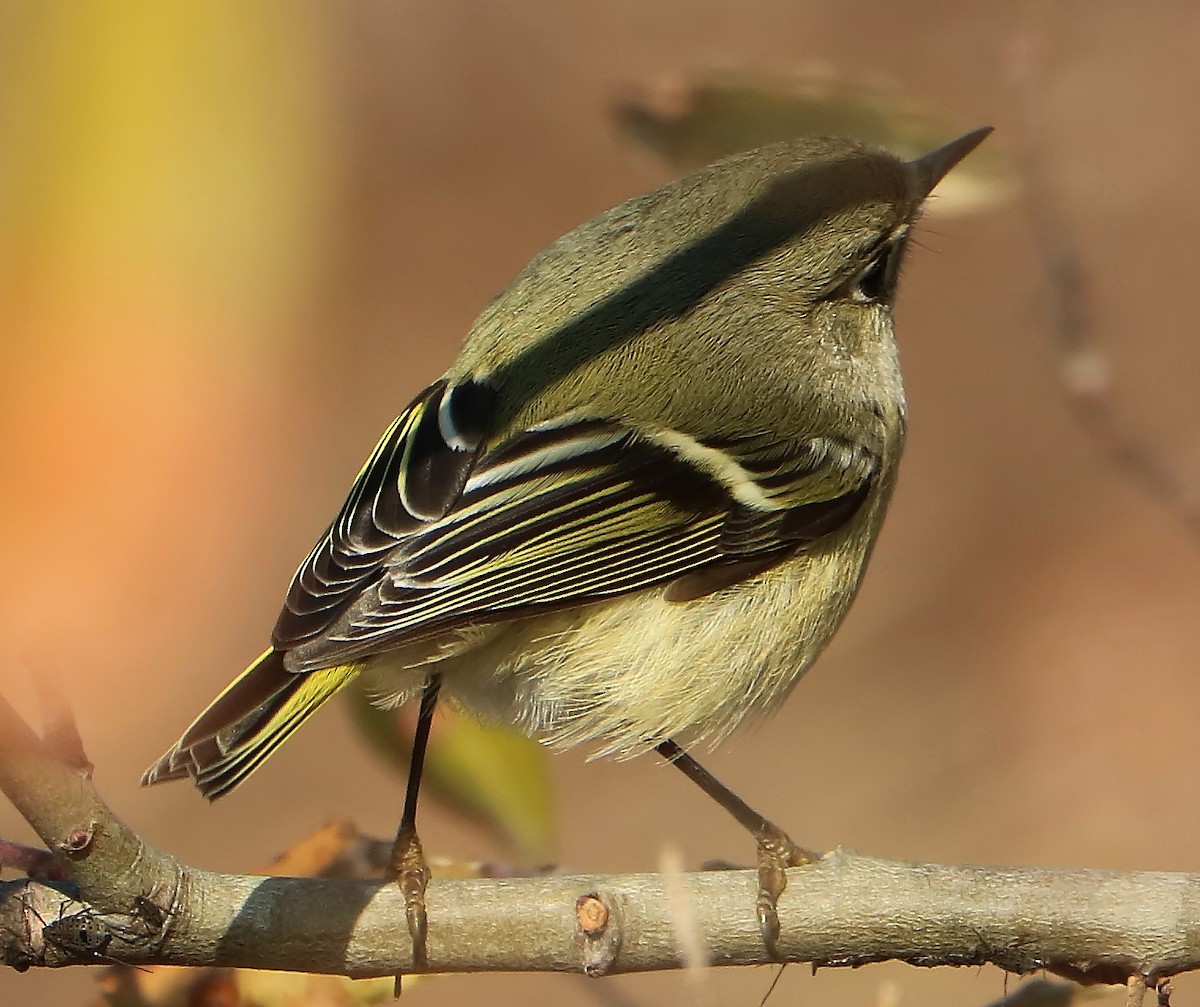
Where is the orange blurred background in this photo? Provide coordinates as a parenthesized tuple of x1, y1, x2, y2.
(4, 3, 1200, 1005)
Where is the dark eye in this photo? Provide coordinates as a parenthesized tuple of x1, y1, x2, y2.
(852, 244, 900, 304)
(856, 250, 891, 301)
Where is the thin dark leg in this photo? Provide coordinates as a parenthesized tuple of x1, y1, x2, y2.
(400, 676, 441, 835)
(656, 738, 817, 959)
(388, 675, 441, 978)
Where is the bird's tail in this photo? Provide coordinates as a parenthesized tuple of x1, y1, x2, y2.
(142, 648, 362, 800)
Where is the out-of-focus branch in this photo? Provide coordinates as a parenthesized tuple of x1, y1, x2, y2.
(3, 691, 1200, 983)
(0, 839, 69, 882)
(974, 978, 1100, 1007)
(1008, 32, 1200, 538)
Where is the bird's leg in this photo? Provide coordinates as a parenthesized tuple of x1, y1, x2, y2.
(388, 675, 441, 977)
(655, 738, 817, 959)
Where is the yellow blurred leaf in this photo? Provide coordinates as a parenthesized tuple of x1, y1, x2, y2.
(101, 963, 400, 1007)
(235, 970, 397, 1007)
(0, 0, 337, 368)
(0, 0, 341, 727)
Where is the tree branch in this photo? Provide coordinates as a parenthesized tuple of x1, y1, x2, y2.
(1007, 29, 1200, 540)
(2, 691, 1199, 984)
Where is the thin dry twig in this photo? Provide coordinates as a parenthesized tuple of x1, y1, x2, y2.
(3, 691, 1200, 983)
(976, 976, 1100, 1007)
(32, 669, 93, 778)
(1125, 974, 1148, 1007)
(1007, 30, 1200, 538)
(0, 838, 69, 882)
(660, 842, 714, 1007)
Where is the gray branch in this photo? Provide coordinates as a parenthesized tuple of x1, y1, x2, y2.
(2, 691, 1199, 984)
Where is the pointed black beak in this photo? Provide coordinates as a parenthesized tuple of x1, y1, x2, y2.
(910, 126, 994, 197)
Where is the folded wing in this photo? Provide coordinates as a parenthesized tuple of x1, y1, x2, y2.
(279, 384, 880, 672)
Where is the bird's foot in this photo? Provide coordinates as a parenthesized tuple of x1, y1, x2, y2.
(387, 824, 430, 988)
(755, 824, 816, 959)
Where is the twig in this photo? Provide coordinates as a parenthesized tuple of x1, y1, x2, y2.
(1007, 30, 1200, 538)
(0, 839, 69, 882)
(660, 842, 713, 1007)
(1125, 974, 1147, 1007)
(975, 977, 1095, 1007)
(32, 670, 93, 777)
(3, 692, 1200, 981)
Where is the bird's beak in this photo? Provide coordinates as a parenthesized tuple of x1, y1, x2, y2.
(910, 126, 994, 198)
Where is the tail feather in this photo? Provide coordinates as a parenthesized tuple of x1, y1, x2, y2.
(142, 649, 361, 800)
(178, 648, 295, 750)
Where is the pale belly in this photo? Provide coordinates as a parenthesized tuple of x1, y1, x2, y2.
(361, 529, 867, 757)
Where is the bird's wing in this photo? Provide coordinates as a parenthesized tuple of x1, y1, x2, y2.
(275, 380, 880, 672)
(273, 378, 491, 648)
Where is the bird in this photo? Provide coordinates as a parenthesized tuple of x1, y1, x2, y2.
(144, 125, 992, 966)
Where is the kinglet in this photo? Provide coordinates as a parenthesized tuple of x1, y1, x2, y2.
(144, 126, 991, 964)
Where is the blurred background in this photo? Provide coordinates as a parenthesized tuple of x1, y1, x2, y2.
(3, 2, 1200, 1005)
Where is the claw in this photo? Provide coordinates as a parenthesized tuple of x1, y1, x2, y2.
(388, 825, 431, 976)
(755, 826, 815, 959)
(653, 740, 818, 960)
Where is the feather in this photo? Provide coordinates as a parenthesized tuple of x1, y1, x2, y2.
(282, 408, 878, 671)
(141, 651, 360, 800)
(274, 380, 490, 648)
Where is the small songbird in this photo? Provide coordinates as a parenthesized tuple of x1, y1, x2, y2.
(144, 126, 991, 964)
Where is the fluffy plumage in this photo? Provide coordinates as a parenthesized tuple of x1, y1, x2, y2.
(143, 131, 988, 800)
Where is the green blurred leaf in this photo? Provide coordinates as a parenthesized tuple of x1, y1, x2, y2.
(347, 681, 556, 862)
(614, 65, 1016, 216)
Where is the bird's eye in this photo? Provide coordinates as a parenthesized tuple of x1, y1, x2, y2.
(851, 244, 900, 304)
